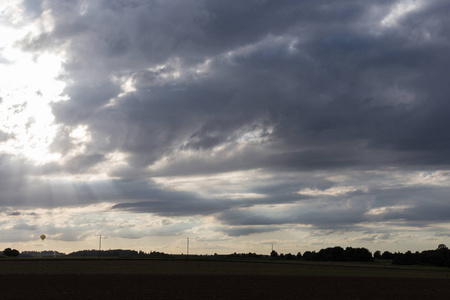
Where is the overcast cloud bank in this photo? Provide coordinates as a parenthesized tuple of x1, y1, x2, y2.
(0, 0, 449, 253)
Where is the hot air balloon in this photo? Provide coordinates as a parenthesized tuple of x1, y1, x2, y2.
(40, 234, 46, 241)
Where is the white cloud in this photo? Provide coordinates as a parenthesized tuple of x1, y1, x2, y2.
(381, 0, 423, 27)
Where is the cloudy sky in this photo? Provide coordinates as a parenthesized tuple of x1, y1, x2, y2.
(1, 0, 450, 255)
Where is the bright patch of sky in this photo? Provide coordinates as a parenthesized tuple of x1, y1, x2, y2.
(381, 0, 423, 27)
(0, 1, 65, 163)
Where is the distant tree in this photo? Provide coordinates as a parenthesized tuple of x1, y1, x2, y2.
(296, 252, 302, 259)
(242, 252, 259, 258)
(381, 251, 393, 260)
(438, 244, 447, 250)
(391, 248, 447, 267)
(270, 250, 278, 258)
(436, 246, 450, 267)
(318, 247, 345, 261)
(344, 247, 372, 262)
(67, 249, 150, 258)
(284, 253, 295, 260)
(3, 248, 20, 258)
(11, 249, 20, 257)
(374, 250, 381, 259)
(302, 251, 314, 261)
(19, 250, 66, 258)
(392, 250, 418, 265)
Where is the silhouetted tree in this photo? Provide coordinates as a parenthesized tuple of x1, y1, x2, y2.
(270, 250, 278, 258)
(20, 250, 65, 257)
(374, 250, 381, 259)
(392, 251, 419, 265)
(67, 249, 166, 258)
(242, 252, 259, 258)
(344, 247, 372, 262)
(435, 246, 450, 267)
(302, 251, 316, 261)
(296, 252, 302, 259)
(3, 248, 20, 258)
(389, 246, 450, 267)
(285, 253, 295, 260)
(381, 251, 393, 260)
(318, 247, 345, 261)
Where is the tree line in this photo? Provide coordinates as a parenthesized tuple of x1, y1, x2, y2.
(387, 244, 450, 267)
(2, 244, 449, 268)
(1, 248, 171, 258)
(268, 244, 449, 268)
(67, 249, 171, 258)
(270, 246, 373, 262)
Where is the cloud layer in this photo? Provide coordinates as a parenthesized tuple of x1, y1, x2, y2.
(1, 0, 450, 253)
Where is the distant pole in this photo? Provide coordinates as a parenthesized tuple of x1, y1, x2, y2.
(272, 244, 273, 252)
(187, 237, 189, 258)
(98, 235, 102, 259)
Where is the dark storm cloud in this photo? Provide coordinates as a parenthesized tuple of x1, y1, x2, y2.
(7, 211, 21, 216)
(216, 183, 450, 232)
(111, 172, 322, 218)
(10, 0, 450, 234)
(111, 188, 305, 217)
(216, 197, 368, 228)
(220, 226, 281, 237)
(58, 1, 447, 172)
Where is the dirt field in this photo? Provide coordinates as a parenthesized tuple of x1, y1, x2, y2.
(1, 259, 449, 299)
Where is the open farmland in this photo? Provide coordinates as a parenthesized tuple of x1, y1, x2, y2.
(1, 259, 449, 299)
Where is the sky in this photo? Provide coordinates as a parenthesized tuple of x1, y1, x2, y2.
(1, 0, 450, 255)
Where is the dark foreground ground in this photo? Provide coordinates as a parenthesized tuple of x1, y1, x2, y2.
(1, 274, 450, 299)
(1, 259, 449, 299)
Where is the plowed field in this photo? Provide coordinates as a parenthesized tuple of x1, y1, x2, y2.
(1, 259, 449, 299)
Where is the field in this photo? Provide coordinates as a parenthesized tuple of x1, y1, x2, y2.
(1, 258, 449, 299)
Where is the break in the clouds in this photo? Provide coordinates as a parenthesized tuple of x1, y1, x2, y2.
(1, 0, 450, 254)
